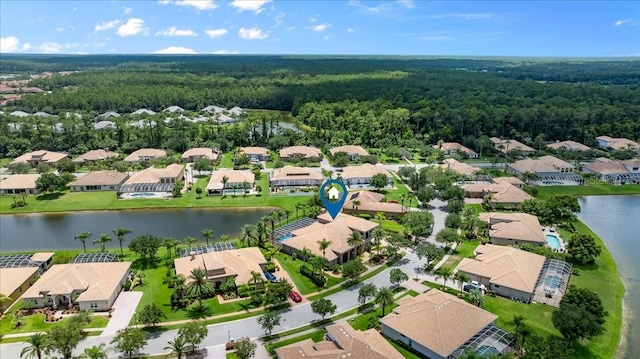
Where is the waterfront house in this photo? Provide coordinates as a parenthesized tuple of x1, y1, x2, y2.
(206, 170, 255, 195)
(70, 171, 129, 192)
(0, 174, 41, 195)
(479, 212, 546, 246)
(269, 166, 323, 189)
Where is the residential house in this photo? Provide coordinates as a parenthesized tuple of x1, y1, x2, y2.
(73, 149, 120, 164)
(229, 106, 244, 116)
(94, 120, 116, 130)
(206, 170, 255, 195)
(239, 147, 270, 162)
(596, 136, 640, 154)
(118, 164, 184, 195)
(459, 181, 532, 209)
(174, 247, 267, 289)
(279, 146, 322, 161)
(276, 322, 404, 359)
(0, 267, 39, 312)
(201, 105, 226, 114)
(96, 111, 120, 119)
(9, 110, 29, 117)
(479, 212, 546, 246)
(507, 155, 584, 185)
(131, 108, 156, 116)
(124, 148, 167, 164)
(440, 158, 479, 176)
(70, 171, 129, 192)
(0, 174, 40, 195)
(381, 289, 510, 359)
(163, 106, 185, 114)
(456, 244, 546, 303)
(340, 163, 393, 189)
(11, 150, 68, 168)
(329, 145, 370, 161)
(547, 140, 591, 152)
(436, 142, 479, 159)
(269, 166, 323, 188)
(181, 148, 218, 163)
(280, 213, 378, 265)
(583, 158, 640, 185)
(342, 190, 405, 217)
(21, 262, 131, 311)
(492, 176, 525, 189)
(490, 137, 535, 157)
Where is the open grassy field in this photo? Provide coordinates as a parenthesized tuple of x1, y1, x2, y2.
(536, 183, 640, 200)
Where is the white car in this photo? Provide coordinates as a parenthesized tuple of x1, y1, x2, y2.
(470, 281, 486, 291)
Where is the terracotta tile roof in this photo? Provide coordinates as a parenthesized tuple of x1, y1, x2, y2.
(329, 145, 370, 157)
(279, 146, 322, 159)
(461, 182, 532, 204)
(317, 212, 379, 233)
(270, 166, 323, 181)
(490, 138, 535, 153)
(508, 155, 574, 174)
(158, 164, 184, 178)
(0, 267, 38, 297)
(341, 164, 391, 180)
(479, 212, 545, 244)
(181, 148, 218, 161)
(276, 323, 404, 359)
(124, 164, 183, 185)
(492, 177, 525, 186)
(547, 140, 590, 152)
(440, 158, 479, 176)
(11, 151, 68, 165)
(73, 149, 120, 163)
(131, 109, 156, 116)
(436, 142, 478, 156)
(456, 244, 545, 293)
(174, 247, 267, 285)
(206, 170, 255, 191)
(70, 171, 129, 187)
(22, 262, 131, 302)
(343, 190, 404, 214)
(240, 147, 270, 156)
(597, 136, 639, 150)
(381, 289, 497, 358)
(30, 252, 54, 262)
(124, 148, 166, 162)
(0, 174, 40, 190)
(584, 161, 630, 175)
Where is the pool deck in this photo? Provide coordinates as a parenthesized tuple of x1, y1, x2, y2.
(542, 228, 566, 251)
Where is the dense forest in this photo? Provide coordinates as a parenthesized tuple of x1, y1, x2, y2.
(1, 55, 639, 157)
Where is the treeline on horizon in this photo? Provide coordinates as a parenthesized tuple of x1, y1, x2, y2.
(1, 55, 639, 154)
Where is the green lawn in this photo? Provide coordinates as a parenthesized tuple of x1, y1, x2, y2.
(536, 183, 640, 200)
(265, 329, 327, 355)
(0, 300, 109, 334)
(274, 253, 344, 295)
(438, 240, 480, 271)
(0, 158, 11, 167)
(218, 153, 235, 168)
(390, 340, 425, 359)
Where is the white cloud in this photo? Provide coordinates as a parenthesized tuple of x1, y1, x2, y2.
(95, 19, 121, 32)
(123, 7, 132, 14)
(173, 0, 217, 11)
(57, 27, 65, 32)
(431, 13, 493, 20)
(348, 0, 392, 14)
(205, 28, 228, 38)
(38, 42, 78, 54)
(212, 49, 239, 54)
(0, 36, 20, 53)
(156, 26, 198, 36)
(21, 43, 31, 51)
(231, 0, 270, 13)
(238, 27, 268, 40)
(272, 12, 285, 28)
(308, 17, 317, 23)
(152, 46, 197, 54)
(614, 17, 632, 26)
(311, 23, 330, 33)
(397, 0, 414, 8)
(117, 18, 147, 36)
(347, 27, 354, 33)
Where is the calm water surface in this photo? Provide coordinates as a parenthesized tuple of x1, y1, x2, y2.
(0, 208, 273, 252)
(578, 195, 640, 359)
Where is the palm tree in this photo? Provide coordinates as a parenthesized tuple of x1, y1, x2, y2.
(163, 237, 178, 259)
(347, 231, 364, 261)
(187, 267, 213, 306)
(316, 238, 332, 276)
(276, 209, 287, 226)
(250, 270, 264, 287)
(375, 212, 386, 226)
(301, 247, 312, 263)
(371, 228, 385, 256)
(399, 193, 407, 213)
(75, 231, 91, 253)
(201, 228, 214, 246)
(295, 203, 303, 219)
(519, 325, 532, 353)
(239, 224, 257, 248)
(352, 200, 361, 215)
(512, 314, 526, 350)
(164, 335, 188, 359)
(112, 227, 132, 256)
(267, 211, 277, 242)
(435, 267, 454, 291)
(375, 287, 395, 316)
(309, 256, 324, 277)
(455, 272, 471, 293)
(20, 333, 46, 359)
(468, 289, 485, 308)
(184, 236, 198, 250)
(93, 233, 112, 252)
(255, 221, 268, 247)
(79, 344, 108, 359)
(221, 175, 229, 196)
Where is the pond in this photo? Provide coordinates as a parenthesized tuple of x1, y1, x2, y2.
(0, 208, 274, 252)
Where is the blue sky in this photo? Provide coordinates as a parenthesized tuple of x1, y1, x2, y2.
(1, 1, 638, 56)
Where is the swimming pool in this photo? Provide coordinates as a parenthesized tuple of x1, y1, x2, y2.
(545, 234, 562, 249)
(544, 275, 562, 289)
(129, 192, 156, 198)
(277, 233, 293, 242)
(475, 345, 500, 357)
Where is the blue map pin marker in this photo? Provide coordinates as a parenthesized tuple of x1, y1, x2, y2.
(319, 179, 348, 220)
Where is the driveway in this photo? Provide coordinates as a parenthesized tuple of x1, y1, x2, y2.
(100, 291, 142, 336)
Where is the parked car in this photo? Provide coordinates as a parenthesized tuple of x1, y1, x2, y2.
(289, 291, 302, 303)
(264, 271, 277, 283)
(464, 281, 486, 293)
(389, 200, 398, 203)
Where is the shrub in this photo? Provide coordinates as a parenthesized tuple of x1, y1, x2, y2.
(300, 265, 326, 287)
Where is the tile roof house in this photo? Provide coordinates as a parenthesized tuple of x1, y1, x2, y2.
(381, 289, 505, 359)
(479, 212, 546, 246)
(0, 174, 41, 195)
(174, 247, 267, 288)
(459, 181, 532, 209)
(329, 145, 370, 161)
(73, 149, 120, 164)
(279, 146, 322, 161)
(340, 163, 393, 189)
(181, 148, 218, 163)
(163, 106, 185, 114)
(583, 158, 640, 185)
(124, 148, 167, 163)
(280, 213, 378, 265)
(276, 322, 404, 359)
(22, 262, 131, 311)
(440, 158, 479, 176)
(97, 111, 120, 119)
(490, 137, 535, 156)
(342, 190, 405, 217)
(201, 105, 226, 114)
(11, 150, 68, 168)
(596, 136, 640, 154)
(9, 110, 30, 117)
(70, 171, 129, 192)
(269, 166, 323, 188)
(206, 170, 255, 195)
(456, 244, 546, 303)
(239, 147, 270, 162)
(547, 140, 591, 152)
(507, 155, 575, 175)
(436, 142, 479, 159)
(492, 176, 525, 189)
(119, 164, 185, 195)
(131, 108, 156, 116)
(93, 120, 116, 130)
(0, 267, 39, 312)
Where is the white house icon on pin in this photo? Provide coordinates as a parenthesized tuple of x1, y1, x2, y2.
(328, 187, 341, 200)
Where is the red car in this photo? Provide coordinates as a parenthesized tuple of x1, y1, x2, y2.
(389, 200, 398, 204)
(289, 291, 302, 303)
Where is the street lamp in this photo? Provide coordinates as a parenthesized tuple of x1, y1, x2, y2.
(228, 328, 230, 343)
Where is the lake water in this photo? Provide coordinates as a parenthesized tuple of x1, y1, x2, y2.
(0, 208, 273, 252)
(578, 195, 640, 359)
